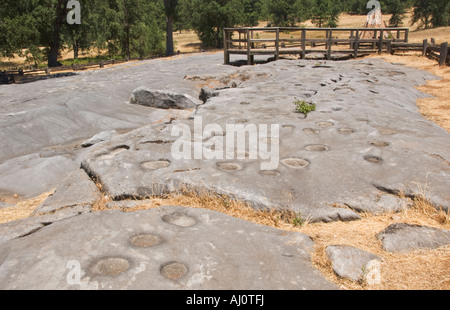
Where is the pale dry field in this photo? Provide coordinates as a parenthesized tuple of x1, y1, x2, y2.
(0, 12, 449, 291)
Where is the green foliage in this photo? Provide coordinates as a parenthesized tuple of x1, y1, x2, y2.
(310, 0, 341, 28)
(293, 212, 305, 227)
(294, 99, 316, 116)
(412, 0, 450, 29)
(0, 0, 167, 66)
(384, 0, 408, 27)
(189, 0, 242, 48)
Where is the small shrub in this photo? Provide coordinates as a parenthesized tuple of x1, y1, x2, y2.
(293, 212, 305, 227)
(294, 99, 316, 116)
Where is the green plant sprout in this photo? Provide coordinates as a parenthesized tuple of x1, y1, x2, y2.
(294, 98, 316, 116)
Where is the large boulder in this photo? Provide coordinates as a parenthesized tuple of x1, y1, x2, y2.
(0, 206, 338, 290)
(130, 87, 200, 110)
(32, 169, 100, 216)
(377, 223, 450, 253)
(326, 245, 381, 282)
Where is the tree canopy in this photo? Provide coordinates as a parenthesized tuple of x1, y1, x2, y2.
(1, 0, 448, 66)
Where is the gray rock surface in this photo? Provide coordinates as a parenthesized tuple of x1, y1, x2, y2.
(0, 206, 338, 290)
(32, 169, 100, 216)
(326, 245, 381, 282)
(130, 87, 201, 109)
(81, 130, 118, 148)
(0, 205, 90, 245)
(0, 153, 78, 198)
(376, 223, 450, 253)
(79, 56, 449, 222)
(343, 194, 411, 214)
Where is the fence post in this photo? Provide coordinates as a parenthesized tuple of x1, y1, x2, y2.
(422, 39, 428, 56)
(387, 40, 392, 54)
(378, 29, 384, 54)
(301, 28, 306, 59)
(439, 42, 448, 66)
(246, 29, 252, 65)
(350, 30, 354, 49)
(327, 29, 332, 60)
(404, 29, 409, 43)
(223, 29, 230, 65)
(275, 28, 280, 61)
(431, 38, 435, 46)
(353, 30, 359, 59)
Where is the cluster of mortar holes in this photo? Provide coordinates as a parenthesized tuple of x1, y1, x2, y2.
(316, 121, 334, 128)
(130, 234, 163, 248)
(90, 257, 130, 276)
(217, 162, 243, 172)
(370, 141, 390, 148)
(338, 128, 356, 135)
(259, 170, 281, 176)
(142, 159, 171, 170)
(281, 157, 310, 169)
(162, 212, 197, 227)
(96, 145, 130, 160)
(160, 262, 188, 280)
(303, 128, 320, 135)
(364, 155, 383, 164)
(305, 144, 328, 152)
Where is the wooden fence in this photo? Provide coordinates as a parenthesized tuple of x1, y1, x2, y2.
(0, 58, 128, 84)
(224, 27, 449, 66)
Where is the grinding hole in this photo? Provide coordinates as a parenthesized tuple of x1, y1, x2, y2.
(371, 141, 390, 147)
(282, 125, 295, 129)
(356, 118, 369, 123)
(317, 121, 334, 128)
(338, 128, 356, 135)
(258, 115, 273, 120)
(91, 258, 130, 276)
(160, 262, 188, 280)
(130, 234, 163, 248)
(303, 128, 320, 135)
(305, 144, 328, 152)
(203, 106, 216, 110)
(142, 159, 170, 170)
(281, 158, 310, 169)
(259, 170, 281, 176)
(162, 212, 197, 227)
(240, 102, 251, 105)
(261, 137, 279, 145)
(96, 145, 130, 160)
(364, 155, 383, 164)
(235, 119, 249, 124)
(217, 162, 242, 171)
(332, 107, 343, 111)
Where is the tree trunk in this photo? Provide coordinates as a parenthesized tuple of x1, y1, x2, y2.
(166, 15, 174, 56)
(48, 0, 65, 67)
(73, 40, 79, 59)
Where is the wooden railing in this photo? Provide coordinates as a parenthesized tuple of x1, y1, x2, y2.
(223, 27, 410, 65)
(0, 58, 128, 84)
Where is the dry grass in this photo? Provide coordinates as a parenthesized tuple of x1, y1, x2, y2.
(365, 53, 450, 133)
(0, 191, 53, 224)
(87, 186, 450, 290)
(0, 12, 449, 289)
